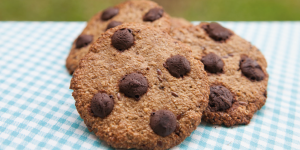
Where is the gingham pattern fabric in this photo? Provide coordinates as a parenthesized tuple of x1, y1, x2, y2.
(0, 22, 299, 150)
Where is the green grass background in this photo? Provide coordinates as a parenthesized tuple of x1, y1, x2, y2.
(0, 0, 299, 21)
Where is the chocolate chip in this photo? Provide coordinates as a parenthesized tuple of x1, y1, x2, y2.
(91, 93, 114, 118)
(201, 53, 224, 73)
(209, 85, 234, 112)
(106, 21, 122, 31)
(164, 55, 191, 78)
(119, 73, 148, 100)
(150, 110, 176, 137)
(240, 57, 265, 81)
(75, 35, 93, 48)
(143, 8, 164, 22)
(264, 90, 267, 98)
(101, 8, 119, 21)
(111, 28, 134, 51)
(202, 22, 232, 42)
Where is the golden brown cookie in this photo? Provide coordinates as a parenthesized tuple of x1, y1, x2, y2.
(70, 23, 209, 150)
(66, 0, 171, 74)
(171, 22, 269, 127)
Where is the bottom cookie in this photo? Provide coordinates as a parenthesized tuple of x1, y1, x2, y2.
(170, 22, 269, 127)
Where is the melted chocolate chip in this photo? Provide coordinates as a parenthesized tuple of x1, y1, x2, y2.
(150, 110, 176, 137)
(106, 21, 122, 31)
(143, 8, 164, 22)
(209, 85, 234, 112)
(111, 28, 134, 51)
(101, 8, 119, 21)
(202, 22, 232, 42)
(75, 35, 93, 48)
(164, 55, 191, 78)
(119, 73, 148, 100)
(201, 53, 224, 73)
(91, 93, 114, 118)
(240, 57, 265, 81)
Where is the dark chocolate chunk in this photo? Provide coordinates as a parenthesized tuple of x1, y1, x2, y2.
(209, 85, 234, 112)
(91, 93, 114, 118)
(164, 55, 191, 78)
(201, 53, 224, 73)
(101, 8, 119, 21)
(202, 22, 232, 42)
(150, 110, 176, 137)
(75, 35, 93, 49)
(119, 73, 148, 100)
(106, 21, 122, 30)
(143, 8, 164, 22)
(240, 57, 265, 81)
(111, 28, 134, 51)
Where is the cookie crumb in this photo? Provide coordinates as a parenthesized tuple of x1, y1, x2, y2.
(239, 101, 247, 105)
(171, 92, 179, 97)
(117, 93, 121, 100)
(157, 76, 163, 82)
(157, 69, 162, 75)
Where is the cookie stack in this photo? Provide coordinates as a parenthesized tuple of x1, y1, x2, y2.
(67, 0, 268, 149)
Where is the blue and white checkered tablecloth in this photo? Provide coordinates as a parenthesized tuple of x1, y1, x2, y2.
(0, 21, 299, 150)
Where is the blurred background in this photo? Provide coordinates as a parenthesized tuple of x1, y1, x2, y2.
(0, 0, 299, 21)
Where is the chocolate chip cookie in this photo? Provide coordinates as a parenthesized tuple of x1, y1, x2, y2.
(70, 23, 209, 149)
(66, 0, 171, 74)
(171, 22, 268, 127)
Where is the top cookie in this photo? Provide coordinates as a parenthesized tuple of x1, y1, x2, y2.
(171, 22, 269, 126)
(70, 23, 209, 150)
(66, 0, 171, 74)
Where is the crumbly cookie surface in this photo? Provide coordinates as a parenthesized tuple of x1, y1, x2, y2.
(66, 0, 171, 74)
(170, 17, 192, 30)
(171, 22, 269, 127)
(70, 23, 209, 150)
